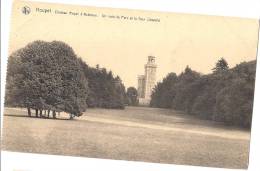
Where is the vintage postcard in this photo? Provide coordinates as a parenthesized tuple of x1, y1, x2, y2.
(1, 0, 259, 170)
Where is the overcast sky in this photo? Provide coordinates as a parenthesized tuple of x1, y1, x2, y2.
(9, 1, 259, 88)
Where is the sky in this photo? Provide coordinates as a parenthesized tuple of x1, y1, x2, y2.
(8, 0, 259, 88)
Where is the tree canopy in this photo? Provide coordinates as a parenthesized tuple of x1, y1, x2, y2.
(6, 41, 88, 118)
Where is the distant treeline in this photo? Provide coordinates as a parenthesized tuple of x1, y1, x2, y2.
(5, 40, 137, 118)
(150, 58, 256, 128)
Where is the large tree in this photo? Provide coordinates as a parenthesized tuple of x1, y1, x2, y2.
(6, 40, 88, 118)
(150, 72, 178, 108)
(171, 66, 201, 112)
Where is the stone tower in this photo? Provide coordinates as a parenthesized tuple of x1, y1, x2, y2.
(137, 75, 145, 98)
(144, 56, 157, 100)
(137, 56, 157, 105)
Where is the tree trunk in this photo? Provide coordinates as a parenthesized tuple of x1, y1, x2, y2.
(47, 110, 50, 118)
(27, 107, 31, 117)
(35, 109, 39, 117)
(53, 110, 56, 119)
(40, 110, 43, 117)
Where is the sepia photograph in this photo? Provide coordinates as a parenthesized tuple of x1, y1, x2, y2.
(1, 0, 259, 169)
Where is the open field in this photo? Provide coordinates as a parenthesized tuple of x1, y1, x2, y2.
(1, 107, 250, 169)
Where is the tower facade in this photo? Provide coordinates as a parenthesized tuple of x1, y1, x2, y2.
(137, 75, 145, 98)
(144, 56, 157, 100)
(137, 56, 157, 105)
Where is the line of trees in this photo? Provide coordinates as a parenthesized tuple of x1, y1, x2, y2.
(150, 58, 256, 128)
(5, 40, 131, 119)
(77, 59, 127, 109)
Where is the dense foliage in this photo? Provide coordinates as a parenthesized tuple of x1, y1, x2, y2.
(5, 40, 126, 118)
(150, 59, 256, 128)
(78, 59, 126, 109)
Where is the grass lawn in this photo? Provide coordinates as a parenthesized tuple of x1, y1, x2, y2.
(1, 107, 250, 169)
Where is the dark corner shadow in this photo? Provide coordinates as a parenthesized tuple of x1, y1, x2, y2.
(3, 114, 74, 121)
